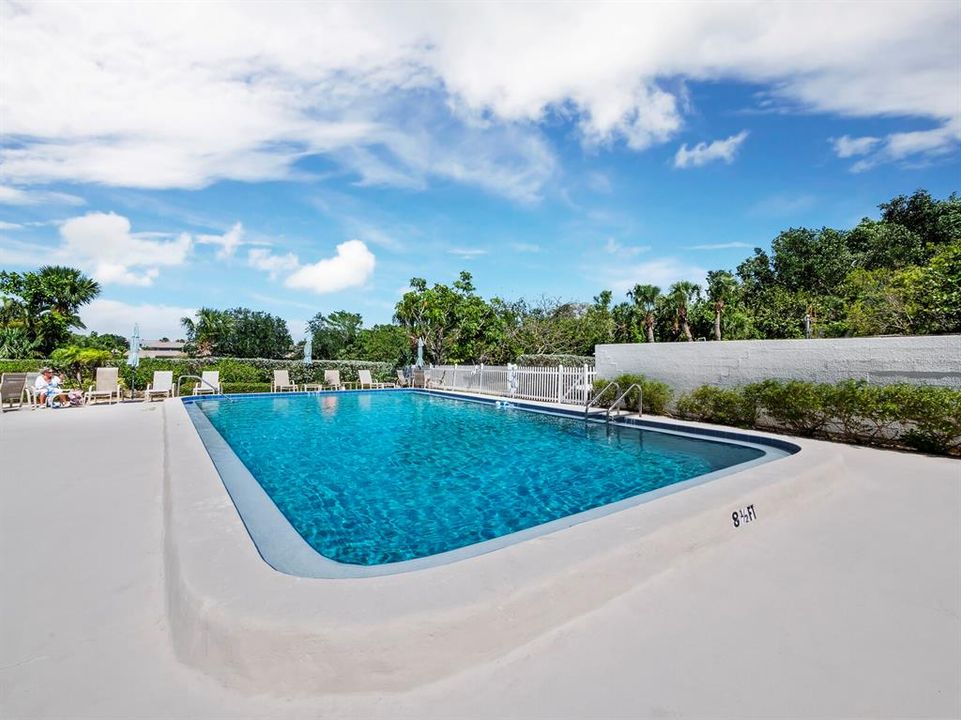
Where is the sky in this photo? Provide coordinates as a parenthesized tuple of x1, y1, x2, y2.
(1, 1, 959, 341)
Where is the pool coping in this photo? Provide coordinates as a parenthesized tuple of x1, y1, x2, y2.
(163, 391, 846, 695)
(182, 389, 795, 578)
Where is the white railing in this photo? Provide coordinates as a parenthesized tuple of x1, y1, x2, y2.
(425, 363, 596, 405)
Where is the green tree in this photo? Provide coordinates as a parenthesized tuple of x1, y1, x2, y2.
(356, 324, 414, 365)
(0, 265, 100, 354)
(627, 284, 660, 343)
(706, 270, 738, 341)
(181, 307, 291, 358)
(50, 345, 111, 385)
(665, 281, 700, 341)
(181, 308, 233, 356)
(307, 310, 363, 359)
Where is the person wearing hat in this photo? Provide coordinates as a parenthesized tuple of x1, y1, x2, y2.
(34, 368, 70, 407)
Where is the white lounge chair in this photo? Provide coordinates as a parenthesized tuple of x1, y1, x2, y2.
(86, 367, 122, 405)
(0, 373, 27, 413)
(272, 369, 298, 392)
(144, 370, 174, 402)
(324, 369, 344, 390)
(192, 370, 221, 395)
(358, 369, 392, 389)
(395, 369, 409, 387)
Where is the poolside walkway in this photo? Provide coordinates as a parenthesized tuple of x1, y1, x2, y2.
(1, 400, 959, 718)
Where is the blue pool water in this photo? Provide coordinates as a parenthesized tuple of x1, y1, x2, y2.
(192, 391, 772, 566)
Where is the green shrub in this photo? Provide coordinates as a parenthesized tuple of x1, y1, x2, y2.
(675, 386, 757, 427)
(746, 379, 831, 436)
(897, 385, 961, 454)
(592, 373, 672, 415)
(517, 353, 594, 367)
(221, 382, 272, 394)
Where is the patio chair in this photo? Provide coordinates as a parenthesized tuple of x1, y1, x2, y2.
(86, 367, 122, 405)
(144, 370, 174, 402)
(358, 369, 392, 389)
(395, 369, 409, 387)
(324, 369, 344, 390)
(0, 372, 27, 413)
(426, 370, 446, 389)
(192, 370, 221, 395)
(23, 372, 40, 408)
(271, 369, 298, 392)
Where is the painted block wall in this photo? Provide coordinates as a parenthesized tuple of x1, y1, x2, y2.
(595, 335, 961, 397)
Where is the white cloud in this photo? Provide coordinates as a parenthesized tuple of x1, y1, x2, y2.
(848, 121, 961, 172)
(0, 221, 22, 230)
(247, 247, 300, 279)
(80, 298, 195, 340)
(196, 222, 244, 259)
(602, 257, 708, 294)
(447, 247, 488, 259)
(1, 3, 958, 196)
(58, 212, 191, 286)
(674, 131, 749, 168)
(687, 242, 753, 250)
(603, 238, 650, 257)
(284, 239, 376, 294)
(0, 185, 85, 206)
(831, 135, 880, 158)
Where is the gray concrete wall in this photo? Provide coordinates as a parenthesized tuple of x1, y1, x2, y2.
(595, 335, 961, 397)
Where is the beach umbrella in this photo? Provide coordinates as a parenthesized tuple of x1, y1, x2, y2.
(416, 337, 424, 368)
(304, 336, 312, 364)
(127, 324, 141, 399)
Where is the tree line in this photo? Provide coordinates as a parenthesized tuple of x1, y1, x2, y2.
(2, 189, 957, 366)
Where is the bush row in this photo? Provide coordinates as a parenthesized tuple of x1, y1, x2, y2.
(675, 379, 961, 455)
(516, 353, 594, 367)
(0, 357, 394, 389)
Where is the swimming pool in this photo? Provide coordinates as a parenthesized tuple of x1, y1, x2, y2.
(185, 390, 791, 575)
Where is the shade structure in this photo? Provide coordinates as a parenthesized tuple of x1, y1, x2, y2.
(416, 338, 424, 368)
(304, 337, 312, 364)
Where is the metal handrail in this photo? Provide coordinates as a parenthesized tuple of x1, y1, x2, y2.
(176, 374, 231, 400)
(607, 383, 643, 420)
(584, 381, 619, 419)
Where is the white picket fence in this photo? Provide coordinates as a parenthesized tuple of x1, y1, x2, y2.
(425, 364, 596, 405)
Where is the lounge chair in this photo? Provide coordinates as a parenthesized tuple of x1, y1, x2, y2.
(358, 369, 392, 389)
(0, 373, 27, 413)
(86, 367, 122, 405)
(394, 369, 409, 387)
(144, 370, 174, 402)
(192, 370, 221, 395)
(426, 370, 446, 389)
(324, 369, 344, 390)
(271, 369, 298, 392)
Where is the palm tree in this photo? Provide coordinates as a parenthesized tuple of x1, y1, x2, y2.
(667, 281, 700, 342)
(36, 266, 100, 317)
(627, 284, 661, 343)
(706, 270, 738, 341)
(181, 308, 233, 356)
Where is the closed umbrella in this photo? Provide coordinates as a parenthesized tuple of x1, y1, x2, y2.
(127, 324, 141, 400)
(304, 336, 312, 364)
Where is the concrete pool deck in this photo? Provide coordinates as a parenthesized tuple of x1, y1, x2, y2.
(1, 397, 959, 717)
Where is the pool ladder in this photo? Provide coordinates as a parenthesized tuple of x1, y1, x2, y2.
(176, 374, 236, 402)
(584, 382, 643, 423)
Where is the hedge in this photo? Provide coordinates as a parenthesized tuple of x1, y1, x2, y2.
(591, 373, 673, 415)
(0, 356, 394, 390)
(675, 379, 961, 456)
(517, 353, 594, 367)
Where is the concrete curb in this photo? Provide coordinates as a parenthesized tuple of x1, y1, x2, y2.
(161, 395, 847, 695)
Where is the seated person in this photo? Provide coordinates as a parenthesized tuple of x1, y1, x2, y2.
(34, 368, 70, 407)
